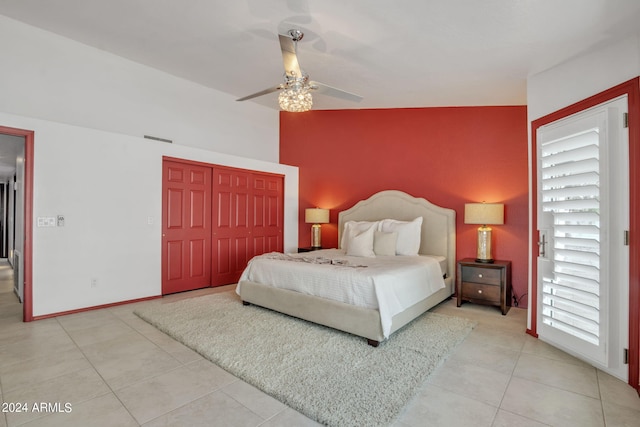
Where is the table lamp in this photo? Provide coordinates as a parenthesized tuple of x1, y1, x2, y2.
(464, 203, 504, 263)
(305, 208, 329, 248)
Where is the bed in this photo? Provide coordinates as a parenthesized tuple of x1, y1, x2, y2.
(236, 190, 456, 346)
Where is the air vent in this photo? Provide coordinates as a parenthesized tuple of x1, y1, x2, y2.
(144, 135, 173, 143)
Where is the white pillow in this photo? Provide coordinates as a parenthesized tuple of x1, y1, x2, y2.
(341, 220, 380, 252)
(379, 217, 423, 256)
(373, 231, 398, 256)
(346, 224, 376, 257)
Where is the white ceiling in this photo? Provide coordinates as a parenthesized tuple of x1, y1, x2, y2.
(1, 0, 640, 113)
(1, 3, 636, 205)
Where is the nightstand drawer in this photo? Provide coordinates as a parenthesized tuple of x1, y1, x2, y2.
(461, 282, 500, 302)
(462, 266, 501, 285)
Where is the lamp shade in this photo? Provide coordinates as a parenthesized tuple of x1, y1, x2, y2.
(305, 208, 329, 224)
(464, 203, 504, 225)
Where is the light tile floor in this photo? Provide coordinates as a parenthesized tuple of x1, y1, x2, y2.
(0, 260, 639, 426)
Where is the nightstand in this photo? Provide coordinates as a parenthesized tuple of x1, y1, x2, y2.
(297, 247, 323, 253)
(457, 258, 512, 315)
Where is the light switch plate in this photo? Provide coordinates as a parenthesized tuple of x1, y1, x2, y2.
(37, 217, 56, 227)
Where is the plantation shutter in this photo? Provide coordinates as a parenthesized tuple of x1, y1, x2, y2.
(537, 96, 629, 379)
(540, 127, 602, 345)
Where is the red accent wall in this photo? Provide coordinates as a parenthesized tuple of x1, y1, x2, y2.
(280, 106, 529, 307)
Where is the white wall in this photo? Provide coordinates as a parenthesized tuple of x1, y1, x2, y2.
(526, 34, 640, 330)
(527, 35, 640, 121)
(0, 14, 279, 162)
(0, 16, 298, 316)
(0, 111, 298, 316)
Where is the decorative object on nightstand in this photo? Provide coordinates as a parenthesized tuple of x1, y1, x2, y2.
(457, 258, 511, 315)
(305, 207, 329, 248)
(464, 202, 504, 263)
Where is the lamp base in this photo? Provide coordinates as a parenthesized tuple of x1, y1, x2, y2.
(476, 225, 494, 264)
(310, 224, 322, 248)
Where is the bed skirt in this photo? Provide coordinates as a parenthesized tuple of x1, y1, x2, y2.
(237, 277, 454, 344)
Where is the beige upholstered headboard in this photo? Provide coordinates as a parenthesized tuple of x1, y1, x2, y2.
(338, 190, 456, 281)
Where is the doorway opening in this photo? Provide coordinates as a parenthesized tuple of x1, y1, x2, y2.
(529, 77, 640, 390)
(0, 125, 34, 322)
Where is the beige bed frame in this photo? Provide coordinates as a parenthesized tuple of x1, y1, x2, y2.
(237, 190, 456, 346)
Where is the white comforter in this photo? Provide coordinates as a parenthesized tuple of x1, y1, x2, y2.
(236, 249, 445, 337)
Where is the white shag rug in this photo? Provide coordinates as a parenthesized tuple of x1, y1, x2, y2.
(134, 292, 475, 427)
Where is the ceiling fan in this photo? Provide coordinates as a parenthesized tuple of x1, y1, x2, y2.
(236, 29, 363, 112)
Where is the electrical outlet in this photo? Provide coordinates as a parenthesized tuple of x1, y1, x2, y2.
(91, 278, 98, 288)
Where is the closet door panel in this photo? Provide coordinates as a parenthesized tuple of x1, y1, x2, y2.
(162, 161, 212, 294)
(251, 174, 283, 256)
(212, 168, 252, 286)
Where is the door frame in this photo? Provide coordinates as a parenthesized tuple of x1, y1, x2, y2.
(529, 77, 640, 390)
(0, 125, 34, 322)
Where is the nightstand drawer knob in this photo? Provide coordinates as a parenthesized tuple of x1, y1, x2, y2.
(478, 274, 483, 278)
(478, 289, 483, 294)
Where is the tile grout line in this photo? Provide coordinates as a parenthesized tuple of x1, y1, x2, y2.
(595, 371, 608, 427)
(52, 314, 148, 426)
(117, 309, 263, 425)
(1, 316, 123, 427)
(60, 303, 244, 425)
(490, 342, 545, 426)
(219, 386, 286, 425)
(115, 291, 307, 426)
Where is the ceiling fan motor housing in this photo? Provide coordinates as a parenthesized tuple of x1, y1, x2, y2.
(287, 29, 304, 42)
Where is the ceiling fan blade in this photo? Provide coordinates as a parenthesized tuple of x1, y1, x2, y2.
(309, 81, 363, 103)
(236, 85, 283, 101)
(279, 33, 303, 78)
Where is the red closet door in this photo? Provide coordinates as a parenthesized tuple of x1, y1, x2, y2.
(211, 167, 252, 286)
(162, 160, 212, 294)
(252, 173, 284, 255)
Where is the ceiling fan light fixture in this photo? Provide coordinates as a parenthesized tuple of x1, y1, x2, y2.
(236, 28, 362, 109)
(278, 86, 313, 112)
